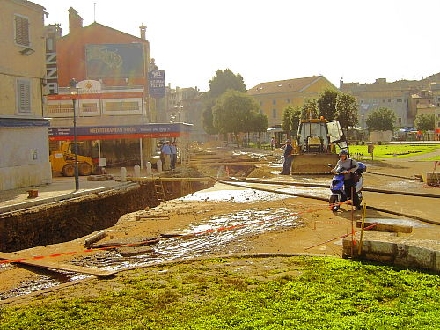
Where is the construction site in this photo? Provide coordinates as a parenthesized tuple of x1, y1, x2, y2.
(0, 143, 440, 303)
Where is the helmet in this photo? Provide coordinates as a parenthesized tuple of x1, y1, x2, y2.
(339, 149, 348, 156)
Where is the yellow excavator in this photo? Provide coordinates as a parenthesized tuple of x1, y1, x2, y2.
(291, 117, 348, 174)
(49, 142, 94, 177)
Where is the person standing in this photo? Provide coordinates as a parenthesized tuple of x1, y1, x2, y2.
(270, 137, 276, 150)
(161, 141, 172, 171)
(280, 139, 293, 175)
(332, 149, 360, 208)
(170, 141, 178, 170)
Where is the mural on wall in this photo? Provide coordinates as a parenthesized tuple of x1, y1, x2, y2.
(85, 43, 145, 78)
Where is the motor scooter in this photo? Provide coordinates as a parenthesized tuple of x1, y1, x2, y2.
(328, 163, 366, 211)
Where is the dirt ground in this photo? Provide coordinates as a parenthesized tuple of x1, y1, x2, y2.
(1, 149, 440, 305)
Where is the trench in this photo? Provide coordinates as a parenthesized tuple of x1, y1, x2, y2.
(0, 184, 303, 302)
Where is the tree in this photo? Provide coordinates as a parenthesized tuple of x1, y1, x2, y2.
(335, 92, 358, 130)
(301, 99, 319, 120)
(317, 89, 338, 121)
(281, 106, 301, 137)
(247, 112, 268, 147)
(365, 107, 396, 131)
(203, 69, 247, 134)
(202, 102, 218, 135)
(414, 113, 435, 132)
(212, 90, 261, 146)
(208, 69, 246, 99)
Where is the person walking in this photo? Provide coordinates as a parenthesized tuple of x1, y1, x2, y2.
(331, 149, 360, 208)
(280, 139, 293, 175)
(161, 141, 172, 171)
(170, 141, 178, 170)
(270, 137, 276, 150)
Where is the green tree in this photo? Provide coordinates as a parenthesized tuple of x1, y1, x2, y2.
(365, 107, 396, 131)
(301, 99, 319, 120)
(202, 102, 218, 135)
(208, 69, 246, 98)
(317, 89, 338, 121)
(203, 69, 247, 134)
(212, 90, 260, 146)
(414, 113, 435, 131)
(282, 106, 301, 137)
(335, 92, 358, 130)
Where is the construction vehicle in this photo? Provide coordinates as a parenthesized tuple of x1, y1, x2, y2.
(291, 117, 348, 174)
(49, 142, 94, 177)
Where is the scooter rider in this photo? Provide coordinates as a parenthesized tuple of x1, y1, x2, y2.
(332, 149, 360, 208)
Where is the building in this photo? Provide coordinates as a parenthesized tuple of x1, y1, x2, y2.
(247, 76, 337, 129)
(0, 0, 52, 190)
(341, 74, 440, 132)
(45, 8, 192, 169)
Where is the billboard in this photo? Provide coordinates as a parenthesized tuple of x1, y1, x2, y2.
(85, 43, 144, 78)
(149, 70, 165, 98)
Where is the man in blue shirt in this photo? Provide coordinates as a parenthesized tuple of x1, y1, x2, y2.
(280, 140, 293, 175)
(161, 141, 172, 171)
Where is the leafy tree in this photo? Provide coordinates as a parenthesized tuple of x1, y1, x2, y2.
(317, 89, 338, 121)
(301, 99, 319, 120)
(203, 69, 247, 134)
(247, 112, 268, 147)
(335, 92, 358, 130)
(414, 113, 435, 131)
(202, 102, 218, 135)
(282, 106, 301, 137)
(212, 90, 261, 146)
(208, 69, 246, 99)
(365, 107, 396, 131)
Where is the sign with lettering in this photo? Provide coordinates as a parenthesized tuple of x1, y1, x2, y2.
(149, 70, 165, 98)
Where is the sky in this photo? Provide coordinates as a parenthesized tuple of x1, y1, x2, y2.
(36, 0, 440, 92)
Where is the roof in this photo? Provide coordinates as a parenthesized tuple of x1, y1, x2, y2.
(247, 76, 330, 95)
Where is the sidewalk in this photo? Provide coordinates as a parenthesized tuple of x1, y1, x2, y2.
(0, 170, 137, 214)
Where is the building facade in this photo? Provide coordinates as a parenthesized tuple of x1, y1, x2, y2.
(0, 0, 52, 190)
(247, 76, 337, 129)
(45, 8, 192, 169)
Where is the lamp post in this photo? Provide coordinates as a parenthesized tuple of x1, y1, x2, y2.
(69, 78, 79, 191)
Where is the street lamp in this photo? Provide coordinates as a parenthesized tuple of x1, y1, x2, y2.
(69, 78, 79, 191)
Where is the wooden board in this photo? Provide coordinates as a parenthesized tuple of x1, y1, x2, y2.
(0, 253, 118, 277)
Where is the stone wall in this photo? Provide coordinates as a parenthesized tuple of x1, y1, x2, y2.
(0, 184, 159, 253)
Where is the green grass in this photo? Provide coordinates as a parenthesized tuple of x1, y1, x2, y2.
(1, 256, 440, 329)
(347, 144, 440, 160)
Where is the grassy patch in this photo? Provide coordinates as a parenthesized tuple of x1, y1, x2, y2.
(1, 256, 440, 329)
(348, 144, 440, 160)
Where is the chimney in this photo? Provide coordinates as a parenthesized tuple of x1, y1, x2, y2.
(69, 7, 83, 34)
(139, 24, 147, 40)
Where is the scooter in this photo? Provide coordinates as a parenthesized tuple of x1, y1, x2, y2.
(328, 163, 366, 211)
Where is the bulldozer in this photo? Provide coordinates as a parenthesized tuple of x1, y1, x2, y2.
(291, 117, 348, 174)
(49, 142, 94, 177)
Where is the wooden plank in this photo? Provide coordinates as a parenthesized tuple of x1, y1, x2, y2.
(0, 253, 117, 277)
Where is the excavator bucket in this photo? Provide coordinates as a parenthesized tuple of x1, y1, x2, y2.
(291, 153, 339, 174)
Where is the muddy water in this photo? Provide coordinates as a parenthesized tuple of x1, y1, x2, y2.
(1, 188, 303, 301)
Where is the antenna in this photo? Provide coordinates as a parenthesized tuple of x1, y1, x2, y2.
(94, 3, 96, 22)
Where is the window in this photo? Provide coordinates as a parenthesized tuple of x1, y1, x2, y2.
(397, 99, 402, 102)
(272, 109, 277, 118)
(272, 99, 276, 105)
(17, 79, 31, 113)
(15, 15, 30, 46)
(286, 98, 291, 104)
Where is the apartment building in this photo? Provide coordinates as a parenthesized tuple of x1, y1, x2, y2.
(0, 0, 52, 190)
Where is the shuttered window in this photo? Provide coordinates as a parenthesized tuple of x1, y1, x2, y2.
(15, 15, 30, 46)
(17, 79, 31, 113)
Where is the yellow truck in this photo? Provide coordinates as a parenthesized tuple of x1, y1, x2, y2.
(49, 142, 94, 177)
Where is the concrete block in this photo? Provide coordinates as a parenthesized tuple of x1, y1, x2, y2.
(435, 251, 440, 274)
(369, 240, 395, 255)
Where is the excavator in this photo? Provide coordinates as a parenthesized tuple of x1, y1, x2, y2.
(291, 117, 348, 174)
(49, 142, 94, 177)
